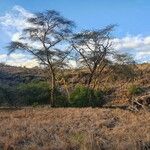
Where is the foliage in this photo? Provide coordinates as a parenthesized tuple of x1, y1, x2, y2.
(70, 86, 105, 107)
(0, 86, 17, 106)
(53, 89, 68, 107)
(17, 82, 68, 107)
(17, 82, 51, 105)
(0, 87, 7, 105)
(32, 102, 39, 107)
(128, 84, 144, 96)
(0, 82, 67, 107)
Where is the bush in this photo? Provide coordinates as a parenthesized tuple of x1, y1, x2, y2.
(32, 102, 39, 107)
(0, 86, 18, 106)
(53, 89, 68, 107)
(17, 82, 68, 107)
(0, 87, 8, 105)
(70, 86, 105, 107)
(17, 82, 51, 105)
(128, 85, 144, 96)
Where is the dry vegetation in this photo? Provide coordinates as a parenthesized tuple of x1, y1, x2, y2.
(0, 64, 150, 149)
(0, 107, 149, 150)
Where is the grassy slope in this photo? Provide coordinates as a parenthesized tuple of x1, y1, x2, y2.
(0, 107, 149, 150)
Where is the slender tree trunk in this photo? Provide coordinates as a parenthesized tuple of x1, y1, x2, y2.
(87, 71, 95, 106)
(87, 68, 96, 88)
(51, 72, 56, 107)
(62, 78, 70, 101)
(47, 65, 56, 106)
(87, 73, 93, 87)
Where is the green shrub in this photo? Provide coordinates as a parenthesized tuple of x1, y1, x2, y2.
(70, 86, 105, 107)
(17, 82, 68, 107)
(0, 87, 7, 105)
(32, 102, 39, 107)
(0, 86, 18, 106)
(128, 85, 144, 96)
(17, 82, 51, 105)
(53, 89, 68, 107)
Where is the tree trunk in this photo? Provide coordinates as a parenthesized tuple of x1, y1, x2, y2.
(51, 72, 56, 107)
(87, 69, 96, 88)
(87, 65, 98, 106)
(87, 71, 95, 106)
(87, 74, 93, 87)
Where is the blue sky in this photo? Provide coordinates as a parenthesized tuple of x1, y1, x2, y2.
(0, 0, 150, 67)
(1, 0, 150, 36)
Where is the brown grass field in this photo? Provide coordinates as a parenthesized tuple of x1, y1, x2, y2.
(0, 107, 149, 150)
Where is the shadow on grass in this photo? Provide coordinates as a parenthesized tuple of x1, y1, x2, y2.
(0, 105, 129, 111)
(0, 107, 23, 111)
(103, 105, 129, 110)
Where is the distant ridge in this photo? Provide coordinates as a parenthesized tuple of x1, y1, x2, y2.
(0, 63, 45, 86)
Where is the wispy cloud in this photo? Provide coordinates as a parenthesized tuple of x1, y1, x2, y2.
(0, 5, 33, 37)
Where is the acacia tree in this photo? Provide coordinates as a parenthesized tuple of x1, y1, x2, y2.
(7, 10, 75, 106)
(72, 25, 115, 88)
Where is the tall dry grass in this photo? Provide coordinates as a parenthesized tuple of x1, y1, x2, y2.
(0, 107, 149, 150)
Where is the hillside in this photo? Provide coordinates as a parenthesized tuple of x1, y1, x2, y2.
(0, 63, 150, 106)
(0, 63, 45, 86)
(1, 63, 150, 86)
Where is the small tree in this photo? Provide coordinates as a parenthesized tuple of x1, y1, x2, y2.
(7, 10, 75, 106)
(72, 25, 115, 88)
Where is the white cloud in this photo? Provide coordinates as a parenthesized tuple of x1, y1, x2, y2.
(12, 5, 33, 18)
(6, 58, 38, 68)
(114, 35, 150, 63)
(11, 32, 21, 42)
(0, 5, 33, 30)
(0, 53, 38, 68)
(0, 6, 41, 68)
(0, 5, 34, 42)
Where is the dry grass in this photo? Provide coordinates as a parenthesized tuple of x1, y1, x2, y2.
(0, 107, 149, 150)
